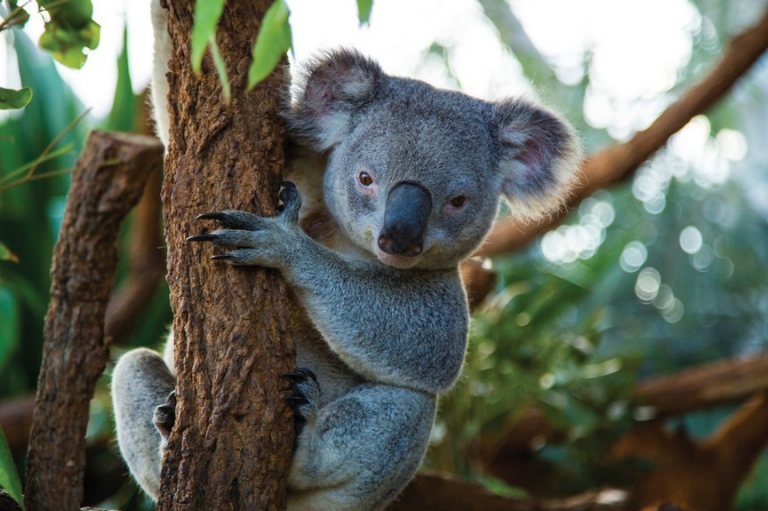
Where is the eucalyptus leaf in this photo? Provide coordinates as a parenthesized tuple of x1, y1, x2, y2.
(191, 0, 226, 72)
(0, 426, 24, 510)
(38, 19, 100, 69)
(38, 0, 93, 29)
(247, 0, 291, 90)
(0, 87, 32, 110)
(209, 37, 231, 103)
(357, 0, 373, 25)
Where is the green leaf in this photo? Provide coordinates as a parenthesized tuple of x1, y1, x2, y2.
(247, 0, 291, 90)
(357, 0, 373, 25)
(39, 0, 93, 29)
(0, 243, 18, 263)
(38, 18, 100, 69)
(0, 426, 24, 510)
(0, 287, 19, 371)
(106, 26, 137, 132)
(209, 37, 231, 103)
(0, 87, 32, 110)
(191, 0, 226, 73)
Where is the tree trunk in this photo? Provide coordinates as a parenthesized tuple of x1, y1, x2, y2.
(157, 1, 296, 510)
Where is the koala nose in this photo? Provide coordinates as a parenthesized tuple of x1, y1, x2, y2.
(378, 181, 432, 257)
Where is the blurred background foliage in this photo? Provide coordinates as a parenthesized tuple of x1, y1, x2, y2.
(1, 0, 768, 509)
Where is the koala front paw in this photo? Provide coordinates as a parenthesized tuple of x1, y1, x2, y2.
(187, 182, 303, 269)
(153, 390, 177, 445)
(283, 368, 320, 440)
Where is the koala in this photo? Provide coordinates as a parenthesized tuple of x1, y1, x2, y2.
(111, 2, 581, 510)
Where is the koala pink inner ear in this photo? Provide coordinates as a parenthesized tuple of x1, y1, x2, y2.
(494, 100, 581, 218)
(290, 50, 383, 150)
(302, 51, 381, 116)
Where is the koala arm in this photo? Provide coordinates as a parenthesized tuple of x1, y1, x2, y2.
(286, 242, 468, 395)
(189, 187, 467, 395)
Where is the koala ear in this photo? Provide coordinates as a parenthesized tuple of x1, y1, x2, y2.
(493, 99, 582, 219)
(288, 49, 383, 150)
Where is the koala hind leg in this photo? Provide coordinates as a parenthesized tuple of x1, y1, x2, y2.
(287, 383, 436, 511)
(112, 348, 175, 500)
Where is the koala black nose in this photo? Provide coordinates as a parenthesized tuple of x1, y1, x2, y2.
(378, 181, 432, 257)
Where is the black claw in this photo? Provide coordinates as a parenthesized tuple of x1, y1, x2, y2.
(197, 212, 226, 221)
(283, 371, 309, 381)
(286, 395, 309, 405)
(156, 403, 174, 415)
(282, 367, 318, 385)
(187, 234, 216, 243)
(211, 253, 234, 261)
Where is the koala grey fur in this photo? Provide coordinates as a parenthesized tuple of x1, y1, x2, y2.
(111, 2, 581, 510)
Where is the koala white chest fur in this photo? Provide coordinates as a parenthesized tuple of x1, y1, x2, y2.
(110, 2, 581, 510)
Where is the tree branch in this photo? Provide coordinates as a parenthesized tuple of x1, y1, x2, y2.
(635, 352, 768, 417)
(389, 473, 629, 511)
(485, 352, 768, 464)
(476, 5, 768, 259)
(23, 131, 162, 511)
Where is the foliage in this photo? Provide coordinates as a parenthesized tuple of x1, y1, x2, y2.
(428, 248, 639, 493)
(0, 86, 31, 110)
(36, 0, 100, 69)
(0, 29, 170, 509)
(0, 0, 100, 69)
(193, 0, 374, 92)
(0, 426, 24, 510)
(247, 0, 291, 89)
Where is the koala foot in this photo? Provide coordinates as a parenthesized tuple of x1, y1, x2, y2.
(283, 368, 320, 439)
(153, 390, 176, 443)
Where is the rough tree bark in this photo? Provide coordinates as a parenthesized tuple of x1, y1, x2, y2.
(23, 131, 162, 511)
(157, 1, 296, 510)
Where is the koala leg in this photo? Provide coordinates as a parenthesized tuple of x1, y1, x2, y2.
(287, 382, 436, 511)
(112, 348, 175, 500)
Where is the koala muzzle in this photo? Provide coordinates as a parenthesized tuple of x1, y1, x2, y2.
(378, 181, 432, 257)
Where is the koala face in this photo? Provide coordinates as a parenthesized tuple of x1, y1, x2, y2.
(322, 84, 503, 270)
(288, 50, 581, 270)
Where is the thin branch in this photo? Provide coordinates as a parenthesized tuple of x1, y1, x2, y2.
(476, 5, 768, 259)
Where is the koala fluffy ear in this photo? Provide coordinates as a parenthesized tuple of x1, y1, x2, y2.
(493, 99, 582, 219)
(288, 49, 383, 150)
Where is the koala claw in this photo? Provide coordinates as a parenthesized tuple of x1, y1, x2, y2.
(186, 233, 217, 243)
(196, 212, 228, 222)
(195, 210, 268, 231)
(283, 368, 320, 438)
(153, 390, 177, 442)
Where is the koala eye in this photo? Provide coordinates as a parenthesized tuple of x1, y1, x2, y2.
(450, 196, 467, 208)
(359, 172, 374, 187)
